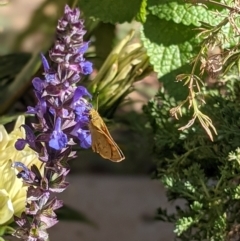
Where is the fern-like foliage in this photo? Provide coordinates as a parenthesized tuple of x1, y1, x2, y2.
(144, 79, 240, 240)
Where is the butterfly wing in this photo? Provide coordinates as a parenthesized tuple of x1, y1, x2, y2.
(89, 125, 123, 161)
(89, 109, 125, 162)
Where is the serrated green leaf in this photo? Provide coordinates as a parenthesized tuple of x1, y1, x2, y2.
(78, 0, 142, 23)
(148, 0, 228, 26)
(143, 14, 197, 44)
(141, 14, 199, 78)
(141, 33, 192, 73)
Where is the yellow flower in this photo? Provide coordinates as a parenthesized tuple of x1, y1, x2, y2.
(0, 116, 43, 225)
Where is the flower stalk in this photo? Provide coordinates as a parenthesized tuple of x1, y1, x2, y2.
(13, 5, 93, 240)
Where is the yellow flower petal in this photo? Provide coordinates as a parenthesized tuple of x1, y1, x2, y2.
(0, 125, 10, 151)
(0, 159, 21, 196)
(11, 186, 28, 217)
(0, 115, 44, 225)
(0, 189, 14, 225)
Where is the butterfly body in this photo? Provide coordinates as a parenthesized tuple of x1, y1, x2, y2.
(88, 109, 125, 162)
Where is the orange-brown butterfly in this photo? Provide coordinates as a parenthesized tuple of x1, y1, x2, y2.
(88, 108, 125, 162)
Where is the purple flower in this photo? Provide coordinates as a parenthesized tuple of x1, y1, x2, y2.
(71, 86, 92, 123)
(32, 77, 44, 93)
(13, 5, 94, 241)
(41, 53, 50, 71)
(79, 42, 90, 54)
(73, 86, 92, 101)
(49, 117, 68, 150)
(12, 162, 41, 185)
(77, 128, 92, 148)
(12, 162, 32, 180)
(81, 61, 93, 75)
(15, 125, 43, 153)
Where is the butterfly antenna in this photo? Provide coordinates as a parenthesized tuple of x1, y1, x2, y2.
(96, 92, 99, 111)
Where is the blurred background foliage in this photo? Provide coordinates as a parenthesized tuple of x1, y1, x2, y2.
(2, 0, 240, 240)
(0, 0, 156, 175)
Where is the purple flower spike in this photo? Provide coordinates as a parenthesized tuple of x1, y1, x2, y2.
(49, 117, 68, 150)
(13, 5, 94, 241)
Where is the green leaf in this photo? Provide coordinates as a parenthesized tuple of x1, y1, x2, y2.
(0, 225, 14, 236)
(141, 14, 199, 78)
(0, 114, 26, 125)
(136, 0, 147, 23)
(0, 53, 41, 115)
(175, 216, 194, 235)
(141, 0, 236, 81)
(159, 64, 189, 100)
(0, 53, 31, 88)
(148, 0, 228, 26)
(190, 201, 203, 211)
(78, 0, 142, 23)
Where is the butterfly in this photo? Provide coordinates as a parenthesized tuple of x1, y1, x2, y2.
(88, 108, 125, 162)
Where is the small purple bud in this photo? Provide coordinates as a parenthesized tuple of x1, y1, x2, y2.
(32, 77, 44, 93)
(78, 42, 89, 54)
(64, 5, 80, 23)
(41, 53, 50, 72)
(27, 96, 47, 117)
(26, 106, 37, 115)
(45, 70, 57, 84)
(81, 61, 93, 75)
(15, 139, 27, 150)
(16, 125, 38, 151)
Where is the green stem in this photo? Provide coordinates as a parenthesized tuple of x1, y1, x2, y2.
(199, 178, 210, 198)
